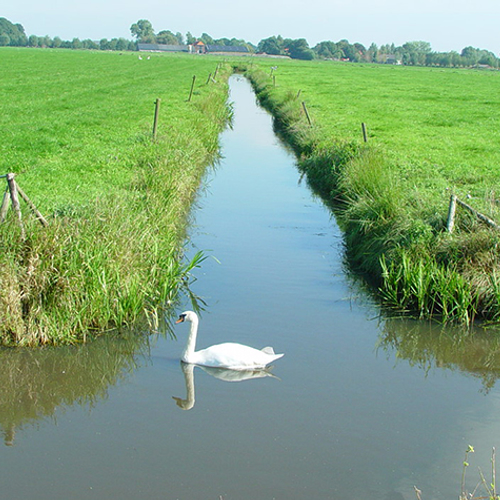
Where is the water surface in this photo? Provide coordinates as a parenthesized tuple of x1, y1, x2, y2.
(2, 75, 500, 500)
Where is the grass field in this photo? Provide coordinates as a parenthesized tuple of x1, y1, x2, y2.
(0, 48, 226, 212)
(244, 59, 500, 324)
(0, 48, 231, 345)
(249, 59, 500, 208)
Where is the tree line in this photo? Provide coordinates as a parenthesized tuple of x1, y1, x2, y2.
(1, 16, 498, 69)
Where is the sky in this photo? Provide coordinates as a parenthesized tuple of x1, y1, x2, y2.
(3, 0, 500, 54)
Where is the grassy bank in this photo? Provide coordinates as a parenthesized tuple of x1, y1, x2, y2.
(0, 48, 231, 345)
(244, 60, 500, 325)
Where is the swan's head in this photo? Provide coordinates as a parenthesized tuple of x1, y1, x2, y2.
(175, 311, 197, 324)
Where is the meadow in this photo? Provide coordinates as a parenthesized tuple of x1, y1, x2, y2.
(245, 59, 500, 324)
(249, 59, 500, 205)
(0, 48, 231, 345)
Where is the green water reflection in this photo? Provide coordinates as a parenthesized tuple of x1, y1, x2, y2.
(378, 318, 500, 392)
(0, 329, 153, 446)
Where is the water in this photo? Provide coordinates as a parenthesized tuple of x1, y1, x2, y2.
(2, 76, 500, 499)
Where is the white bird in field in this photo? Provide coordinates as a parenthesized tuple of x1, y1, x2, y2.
(175, 311, 284, 370)
(138, 55, 142, 60)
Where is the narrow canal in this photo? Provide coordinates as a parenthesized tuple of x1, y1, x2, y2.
(2, 75, 500, 500)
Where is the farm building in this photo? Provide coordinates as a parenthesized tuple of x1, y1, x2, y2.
(137, 42, 250, 55)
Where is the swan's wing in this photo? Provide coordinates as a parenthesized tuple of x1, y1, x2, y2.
(194, 343, 282, 370)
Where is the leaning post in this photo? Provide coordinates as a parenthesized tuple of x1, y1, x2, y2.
(188, 75, 196, 102)
(302, 101, 312, 126)
(361, 122, 368, 143)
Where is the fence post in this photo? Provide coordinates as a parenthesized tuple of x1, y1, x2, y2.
(446, 194, 457, 233)
(302, 101, 312, 126)
(152, 98, 161, 141)
(6, 173, 25, 239)
(188, 75, 196, 102)
(361, 122, 368, 143)
(16, 184, 48, 227)
(0, 187, 9, 223)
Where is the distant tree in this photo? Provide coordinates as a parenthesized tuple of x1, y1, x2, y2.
(284, 38, 314, 60)
(367, 42, 378, 62)
(200, 33, 214, 44)
(130, 19, 155, 42)
(52, 36, 62, 48)
(115, 38, 129, 51)
(28, 34, 39, 47)
(0, 34, 10, 46)
(82, 39, 98, 49)
(0, 17, 27, 46)
(156, 30, 178, 45)
(337, 39, 356, 61)
(186, 32, 196, 45)
(99, 38, 110, 50)
(71, 38, 82, 49)
(40, 35, 52, 47)
(313, 41, 337, 59)
(175, 32, 184, 44)
(257, 35, 284, 55)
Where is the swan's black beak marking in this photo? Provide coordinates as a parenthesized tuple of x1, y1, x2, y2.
(175, 314, 186, 324)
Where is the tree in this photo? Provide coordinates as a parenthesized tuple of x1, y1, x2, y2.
(130, 19, 155, 42)
(186, 32, 196, 45)
(0, 17, 27, 46)
(200, 33, 214, 44)
(257, 36, 284, 55)
(28, 34, 39, 47)
(284, 38, 314, 60)
(0, 34, 10, 46)
(156, 30, 178, 45)
(313, 41, 337, 59)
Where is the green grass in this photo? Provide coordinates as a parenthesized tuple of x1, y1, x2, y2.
(244, 59, 500, 324)
(0, 48, 231, 345)
(249, 59, 500, 208)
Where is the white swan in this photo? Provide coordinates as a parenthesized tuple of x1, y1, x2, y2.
(175, 311, 284, 370)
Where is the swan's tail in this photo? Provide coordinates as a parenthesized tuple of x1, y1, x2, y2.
(261, 346, 284, 361)
(261, 346, 276, 355)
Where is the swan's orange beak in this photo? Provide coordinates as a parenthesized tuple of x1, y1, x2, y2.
(175, 315, 185, 324)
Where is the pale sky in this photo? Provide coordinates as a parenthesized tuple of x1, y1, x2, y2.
(3, 0, 500, 53)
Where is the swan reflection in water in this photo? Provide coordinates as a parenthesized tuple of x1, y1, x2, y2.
(172, 361, 279, 411)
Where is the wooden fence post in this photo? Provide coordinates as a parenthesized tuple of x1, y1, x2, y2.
(16, 184, 48, 227)
(446, 194, 457, 233)
(302, 101, 312, 126)
(0, 187, 9, 223)
(188, 75, 196, 102)
(152, 98, 161, 141)
(361, 122, 368, 143)
(6, 173, 25, 239)
(206, 72, 212, 84)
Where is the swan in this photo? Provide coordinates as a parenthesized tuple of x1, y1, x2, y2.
(175, 311, 284, 370)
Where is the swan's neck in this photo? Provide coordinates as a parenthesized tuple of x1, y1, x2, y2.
(182, 316, 198, 362)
